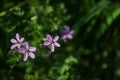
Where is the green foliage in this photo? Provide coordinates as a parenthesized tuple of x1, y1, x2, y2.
(1, 0, 120, 80)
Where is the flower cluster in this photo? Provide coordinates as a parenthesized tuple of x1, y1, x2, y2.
(10, 26, 73, 61)
(10, 33, 36, 61)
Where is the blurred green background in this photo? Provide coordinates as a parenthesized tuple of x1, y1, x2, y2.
(1, 0, 120, 80)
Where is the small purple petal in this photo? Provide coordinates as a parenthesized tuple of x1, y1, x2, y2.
(29, 52, 35, 59)
(53, 36, 59, 41)
(18, 48, 25, 53)
(50, 44, 54, 52)
(29, 47, 36, 52)
(23, 53, 28, 61)
(54, 42, 60, 47)
(10, 39, 17, 43)
(16, 33, 20, 41)
(47, 34, 52, 40)
(62, 35, 67, 40)
(20, 37, 24, 42)
(10, 44, 18, 49)
(69, 30, 74, 34)
(67, 34, 73, 39)
(24, 42, 29, 49)
(44, 41, 50, 46)
(17, 44, 21, 48)
(66, 26, 70, 32)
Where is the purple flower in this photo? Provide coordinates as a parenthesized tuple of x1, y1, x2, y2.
(18, 42, 36, 61)
(10, 33, 24, 49)
(44, 34, 60, 52)
(60, 26, 74, 40)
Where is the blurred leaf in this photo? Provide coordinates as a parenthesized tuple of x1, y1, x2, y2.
(65, 55, 78, 64)
(73, 0, 110, 36)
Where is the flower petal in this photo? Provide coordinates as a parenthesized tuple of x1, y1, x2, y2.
(44, 41, 50, 46)
(54, 42, 60, 47)
(10, 39, 17, 43)
(62, 35, 67, 40)
(53, 36, 59, 41)
(16, 33, 20, 41)
(17, 44, 21, 48)
(24, 42, 29, 49)
(29, 47, 36, 52)
(18, 48, 25, 53)
(66, 26, 70, 32)
(50, 44, 54, 52)
(69, 30, 74, 34)
(23, 53, 28, 61)
(20, 37, 24, 42)
(67, 34, 73, 39)
(47, 34, 52, 40)
(10, 44, 18, 49)
(29, 52, 35, 59)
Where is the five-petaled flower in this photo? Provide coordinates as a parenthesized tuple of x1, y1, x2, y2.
(18, 42, 36, 61)
(44, 34, 60, 52)
(10, 33, 24, 49)
(60, 26, 74, 40)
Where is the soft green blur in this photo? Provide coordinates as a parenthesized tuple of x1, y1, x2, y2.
(0, 0, 120, 80)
